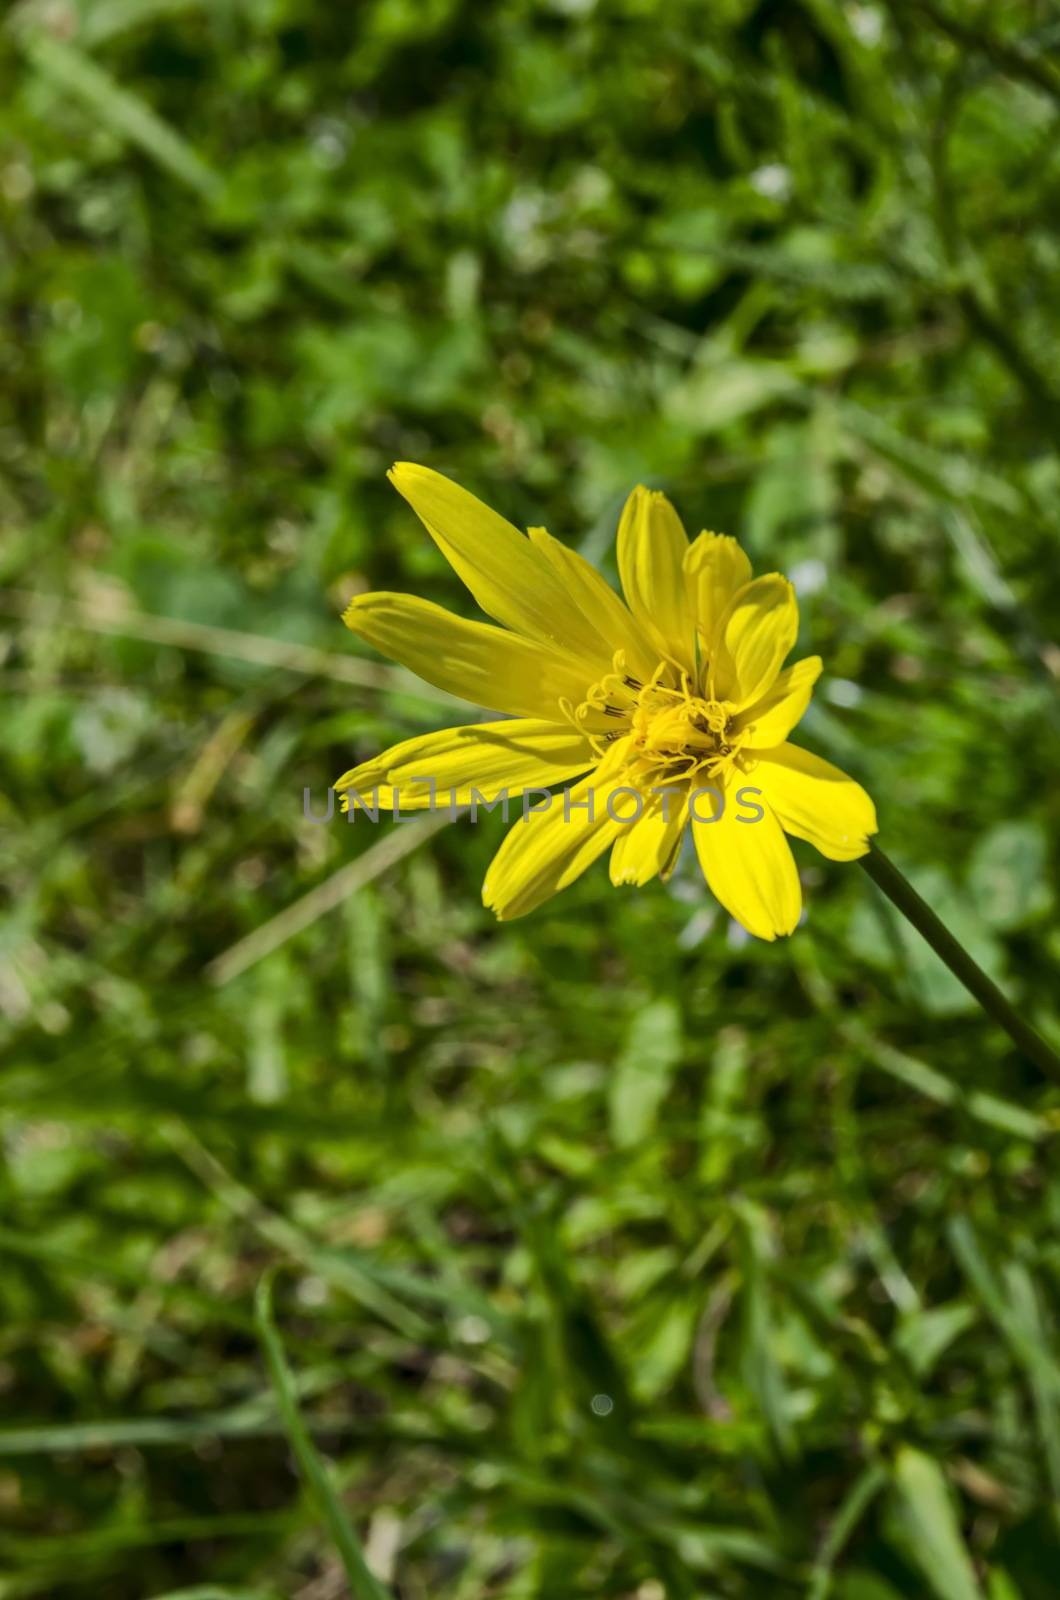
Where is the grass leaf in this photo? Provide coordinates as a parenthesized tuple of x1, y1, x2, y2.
(254, 1272, 393, 1600)
(888, 1447, 982, 1600)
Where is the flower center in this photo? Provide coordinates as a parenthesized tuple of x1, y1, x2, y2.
(568, 655, 746, 785)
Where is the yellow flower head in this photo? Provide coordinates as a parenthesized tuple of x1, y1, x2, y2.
(336, 465, 877, 940)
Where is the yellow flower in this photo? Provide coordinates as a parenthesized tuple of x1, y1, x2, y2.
(336, 465, 877, 939)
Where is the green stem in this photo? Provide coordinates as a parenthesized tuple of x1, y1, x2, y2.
(860, 841, 1060, 1082)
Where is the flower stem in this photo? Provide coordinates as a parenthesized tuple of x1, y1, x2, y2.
(859, 841, 1060, 1082)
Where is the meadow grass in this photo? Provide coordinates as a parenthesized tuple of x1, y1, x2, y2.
(1, 2, 1059, 1595)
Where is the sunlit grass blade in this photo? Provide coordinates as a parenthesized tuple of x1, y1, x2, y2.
(888, 1446, 982, 1600)
(145, 1589, 279, 1600)
(16, 32, 221, 197)
(146, 1590, 278, 1600)
(254, 1272, 393, 1600)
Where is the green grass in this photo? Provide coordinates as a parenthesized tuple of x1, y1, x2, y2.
(2, 1, 1059, 1596)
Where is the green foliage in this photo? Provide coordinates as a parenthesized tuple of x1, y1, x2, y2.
(1, 1, 1059, 1596)
(255, 1271, 392, 1600)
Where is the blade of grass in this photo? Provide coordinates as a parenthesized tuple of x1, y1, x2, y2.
(734, 1199, 795, 1461)
(15, 31, 221, 197)
(205, 813, 452, 985)
(861, 844, 1060, 1081)
(948, 1218, 1060, 1401)
(847, 1028, 1050, 1144)
(0, 1370, 357, 1457)
(145, 1590, 279, 1600)
(0, 588, 461, 705)
(794, 938, 1051, 1142)
(254, 1271, 393, 1600)
(0, 1513, 295, 1561)
(1000, 1263, 1060, 1498)
(146, 1589, 278, 1600)
(808, 1461, 889, 1600)
(949, 1219, 1060, 1497)
(889, 1446, 983, 1600)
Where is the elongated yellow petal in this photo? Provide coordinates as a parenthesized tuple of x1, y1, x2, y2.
(343, 593, 593, 719)
(609, 788, 689, 886)
(388, 463, 608, 666)
(735, 656, 822, 748)
(335, 719, 594, 809)
(709, 574, 798, 708)
(684, 531, 751, 651)
(528, 525, 656, 680)
(691, 779, 801, 940)
(616, 486, 696, 673)
(482, 744, 631, 920)
(754, 742, 877, 861)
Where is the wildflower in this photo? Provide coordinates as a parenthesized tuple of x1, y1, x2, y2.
(336, 466, 876, 939)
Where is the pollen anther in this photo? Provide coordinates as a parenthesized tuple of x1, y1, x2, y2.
(574, 657, 745, 780)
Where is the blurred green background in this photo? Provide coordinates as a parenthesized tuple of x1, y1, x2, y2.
(2, 1, 1060, 1596)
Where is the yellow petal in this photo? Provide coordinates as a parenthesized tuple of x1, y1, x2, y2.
(335, 719, 594, 809)
(388, 464, 608, 666)
(616, 486, 696, 673)
(691, 779, 801, 940)
(528, 525, 656, 680)
(482, 749, 630, 920)
(709, 574, 798, 708)
(343, 592, 593, 719)
(609, 788, 688, 886)
(735, 656, 822, 748)
(754, 742, 877, 861)
(683, 531, 751, 651)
